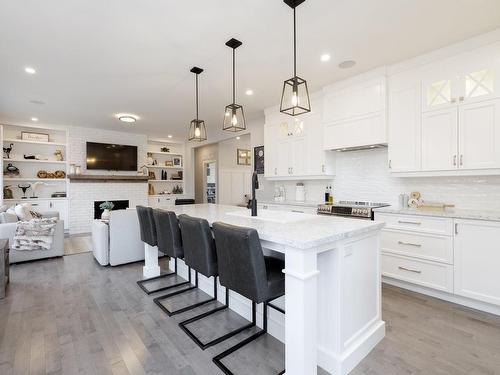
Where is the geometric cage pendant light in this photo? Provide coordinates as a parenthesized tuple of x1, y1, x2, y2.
(223, 38, 246, 132)
(280, 0, 311, 116)
(188, 66, 208, 142)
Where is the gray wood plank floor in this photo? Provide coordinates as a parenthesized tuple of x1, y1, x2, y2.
(1, 253, 499, 375)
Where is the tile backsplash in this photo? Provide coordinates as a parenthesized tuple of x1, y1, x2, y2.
(260, 148, 500, 210)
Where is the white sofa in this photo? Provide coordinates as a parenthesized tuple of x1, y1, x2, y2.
(92, 208, 145, 266)
(0, 212, 65, 264)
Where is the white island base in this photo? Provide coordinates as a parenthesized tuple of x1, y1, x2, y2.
(145, 204, 385, 375)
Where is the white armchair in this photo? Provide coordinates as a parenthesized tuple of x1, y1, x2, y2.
(92, 208, 146, 266)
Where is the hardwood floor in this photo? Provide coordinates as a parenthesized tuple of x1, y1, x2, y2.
(0, 253, 499, 375)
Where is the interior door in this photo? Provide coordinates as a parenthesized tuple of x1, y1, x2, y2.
(458, 98, 500, 169)
(421, 108, 458, 171)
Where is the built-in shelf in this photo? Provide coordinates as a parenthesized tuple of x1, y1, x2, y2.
(4, 178, 67, 182)
(3, 138, 67, 146)
(148, 180, 184, 183)
(149, 151, 183, 156)
(68, 174, 150, 182)
(146, 165, 183, 169)
(3, 158, 66, 164)
(148, 194, 185, 197)
(3, 197, 68, 201)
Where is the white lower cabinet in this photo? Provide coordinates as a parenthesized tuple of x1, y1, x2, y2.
(8, 199, 69, 230)
(258, 203, 317, 215)
(454, 219, 500, 306)
(148, 195, 177, 208)
(377, 212, 500, 310)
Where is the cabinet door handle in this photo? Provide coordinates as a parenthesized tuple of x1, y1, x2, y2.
(322, 164, 325, 173)
(389, 160, 392, 169)
(32, 203, 39, 206)
(459, 96, 465, 102)
(398, 266, 422, 274)
(290, 167, 293, 174)
(291, 210, 304, 213)
(274, 168, 277, 175)
(398, 220, 421, 225)
(455, 223, 458, 235)
(460, 154, 463, 166)
(451, 98, 457, 103)
(453, 155, 457, 166)
(398, 241, 422, 247)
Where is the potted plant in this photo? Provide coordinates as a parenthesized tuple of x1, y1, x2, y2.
(99, 201, 114, 220)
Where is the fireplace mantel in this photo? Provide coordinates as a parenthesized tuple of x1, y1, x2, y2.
(68, 174, 149, 182)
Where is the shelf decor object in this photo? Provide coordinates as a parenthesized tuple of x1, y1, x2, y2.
(188, 67, 207, 142)
(21, 131, 49, 142)
(280, 0, 311, 116)
(223, 38, 246, 132)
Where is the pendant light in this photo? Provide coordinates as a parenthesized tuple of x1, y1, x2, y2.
(223, 38, 246, 132)
(188, 67, 207, 142)
(280, 0, 311, 116)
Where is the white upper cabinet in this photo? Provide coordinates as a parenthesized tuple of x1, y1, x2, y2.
(388, 71, 422, 172)
(421, 108, 458, 171)
(458, 98, 500, 169)
(263, 110, 334, 179)
(322, 73, 387, 150)
(389, 39, 500, 175)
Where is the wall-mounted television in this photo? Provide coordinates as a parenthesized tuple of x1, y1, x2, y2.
(86, 142, 137, 171)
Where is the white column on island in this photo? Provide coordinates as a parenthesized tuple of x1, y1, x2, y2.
(143, 243, 160, 278)
(283, 246, 320, 375)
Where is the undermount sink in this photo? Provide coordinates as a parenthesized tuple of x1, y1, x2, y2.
(226, 209, 314, 223)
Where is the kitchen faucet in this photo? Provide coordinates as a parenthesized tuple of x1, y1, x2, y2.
(248, 171, 258, 216)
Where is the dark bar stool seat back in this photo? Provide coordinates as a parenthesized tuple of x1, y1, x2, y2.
(136, 207, 190, 295)
(212, 222, 285, 375)
(178, 214, 217, 278)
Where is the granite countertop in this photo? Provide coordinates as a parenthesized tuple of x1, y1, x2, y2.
(374, 206, 500, 222)
(258, 199, 323, 208)
(169, 204, 384, 249)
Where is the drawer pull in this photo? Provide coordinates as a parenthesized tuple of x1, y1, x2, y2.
(398, 241, 422, 247)
(398, 266, 422, 274)
(398, 220, 421, 225)
(291, 210, 304, 213)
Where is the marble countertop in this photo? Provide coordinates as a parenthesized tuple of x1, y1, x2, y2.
(258, 199, 323, 208)
(169, 204, 384, 249)
(374, 206, 500, 222)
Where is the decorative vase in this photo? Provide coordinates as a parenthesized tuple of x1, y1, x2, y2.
(101, 209, 111, 220)
(75, 165, 82, 175)
(69, 164, 76, 175)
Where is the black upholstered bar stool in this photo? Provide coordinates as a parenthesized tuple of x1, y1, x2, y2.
(136, 206, 190, 295)
(178, 215, 258, 350)
(211, 221, 286, 375)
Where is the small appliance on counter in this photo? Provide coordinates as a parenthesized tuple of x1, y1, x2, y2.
(274, 185, 286, 202)
(295, 182, 306, 202)
(317, 201, 390, 220)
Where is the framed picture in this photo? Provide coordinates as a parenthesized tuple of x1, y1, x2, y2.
(254, 146, 264, 174)
(165, 160, 173, 166)
(173, 156, 182, 166)
(237, 149, 251, 166)
(21, 131, 49, 142)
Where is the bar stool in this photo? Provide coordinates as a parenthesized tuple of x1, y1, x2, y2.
(136, 206, 190, 295)
(211, 221, 285, 375)
(152, 210, 210, 316)
(178, 215, 258, 350)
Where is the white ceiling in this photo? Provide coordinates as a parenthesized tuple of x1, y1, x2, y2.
(1, 0, 500, 143)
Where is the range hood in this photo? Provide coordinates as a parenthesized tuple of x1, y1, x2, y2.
(331, 144, 387, 152)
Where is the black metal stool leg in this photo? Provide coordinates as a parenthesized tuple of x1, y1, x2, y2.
(179, 286, 257, 350)
(212, 301, 286, 375)
(137, 258, 191, 295)
(154, 270, 220, 317)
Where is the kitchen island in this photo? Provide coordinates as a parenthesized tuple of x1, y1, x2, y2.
(145, 204, 385, 375)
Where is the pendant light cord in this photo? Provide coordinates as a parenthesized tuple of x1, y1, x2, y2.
(293, 7, 297, 78)
(232, 47, 236, 104)
(195, 73, 199, 121)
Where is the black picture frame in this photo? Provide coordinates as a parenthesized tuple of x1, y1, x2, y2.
(254, 146, 264, 174)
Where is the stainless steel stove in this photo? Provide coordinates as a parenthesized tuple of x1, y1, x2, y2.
(317, 200, 390, 220)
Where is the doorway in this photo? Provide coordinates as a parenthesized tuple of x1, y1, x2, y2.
(203, 160, 217, 204)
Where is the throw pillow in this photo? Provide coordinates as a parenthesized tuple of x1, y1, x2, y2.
(30, 210, 43, 219)
(14, 203, 34, 221)
(6, 206, 16, 217)
(0, 205, 8, 213)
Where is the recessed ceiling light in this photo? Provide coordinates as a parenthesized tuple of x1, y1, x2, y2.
(167, 135, 173, 138)
(236, 136, 241, 140)
(31, 117, 38, 122)
(338, 60, 356, 69)
(25, 67, 36, 74)
(245, 89, 253, 96)
(320, 54, 331, 62)
(115, 113, 138, 123)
